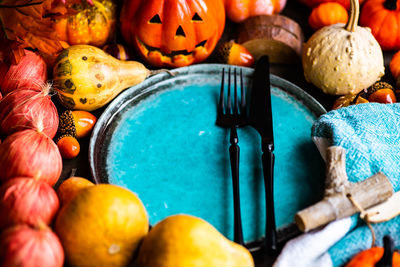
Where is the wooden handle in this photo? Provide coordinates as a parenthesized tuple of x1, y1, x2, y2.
(295, 172, 393, 232)
(325, 146, 349, 196)
(237, 15, 304, 63)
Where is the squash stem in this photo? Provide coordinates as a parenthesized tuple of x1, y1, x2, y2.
(345, 0, 359, 32)
(384, 0, 397, 10)
(375, 235, 394, 267)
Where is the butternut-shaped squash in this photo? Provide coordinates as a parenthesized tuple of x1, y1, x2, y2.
(53, 45, 151, 111)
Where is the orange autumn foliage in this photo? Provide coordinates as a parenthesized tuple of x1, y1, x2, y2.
(0, 0, 90, 64)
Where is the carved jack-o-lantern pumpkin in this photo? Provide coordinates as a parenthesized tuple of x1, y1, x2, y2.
(120, 0, 226, 68)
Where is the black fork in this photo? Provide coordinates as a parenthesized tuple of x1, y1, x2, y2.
(216, 68, 247, 245)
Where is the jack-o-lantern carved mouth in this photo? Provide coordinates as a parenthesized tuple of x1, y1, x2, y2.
(137, 38, 208, 57)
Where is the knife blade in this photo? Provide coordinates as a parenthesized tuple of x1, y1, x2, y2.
(248, 55, 277, 254)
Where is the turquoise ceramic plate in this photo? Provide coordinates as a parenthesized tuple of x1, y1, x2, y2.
(89, 64, 326, 245)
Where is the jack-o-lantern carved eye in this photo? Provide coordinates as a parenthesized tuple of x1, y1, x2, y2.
(192, 13, 202, 22)
(195, 40, 207, 47)
(149, 14, 162, 24)
(176, 25, 186, 37)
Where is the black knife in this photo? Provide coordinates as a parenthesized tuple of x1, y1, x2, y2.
(248, 55, 277, 254)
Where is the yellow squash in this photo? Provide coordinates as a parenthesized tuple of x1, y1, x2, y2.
(53, 45, 151, 111)
(136, 214, 254, 267)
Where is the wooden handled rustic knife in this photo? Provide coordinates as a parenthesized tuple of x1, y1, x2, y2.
(248, 55, 277, 254)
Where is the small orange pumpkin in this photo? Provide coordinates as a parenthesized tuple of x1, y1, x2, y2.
(360, 0, 400, 50)
(346, 236, 400, 267)
(297, 0, 364, 10)
(308, 2, 349, 31)
(390, 50, 400, 79)
(54, 0, 116, 47)
(120, 0, 225, 68)
(224, 0, 287, 23)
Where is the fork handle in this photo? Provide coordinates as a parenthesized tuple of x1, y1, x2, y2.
(262, 148, 277, 254)
(229, 126, 244, 245)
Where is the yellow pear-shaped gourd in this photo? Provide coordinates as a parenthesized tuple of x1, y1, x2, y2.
(136, 214, 254, 267)
(302, 0, 384, 95)
(53, 45, 151, 111)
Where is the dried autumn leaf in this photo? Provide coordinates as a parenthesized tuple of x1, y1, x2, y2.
(0, 0, 90, 63)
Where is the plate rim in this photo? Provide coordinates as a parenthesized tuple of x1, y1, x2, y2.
(88, 63, 327, 184)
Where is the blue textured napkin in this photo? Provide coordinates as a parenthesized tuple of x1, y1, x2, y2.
(312, 103, 400, 266)
(275, 103, 400, 267)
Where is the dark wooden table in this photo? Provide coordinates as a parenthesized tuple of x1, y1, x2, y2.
(57, 1, 396, 265)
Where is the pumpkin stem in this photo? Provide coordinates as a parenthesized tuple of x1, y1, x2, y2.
(345, 0, 359, 32)
(375, 235, 395, 267)
(384, 0, 397, 10)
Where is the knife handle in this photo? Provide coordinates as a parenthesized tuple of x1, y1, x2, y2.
(229, 126, 244, 245)
(262, 147, 277, 254)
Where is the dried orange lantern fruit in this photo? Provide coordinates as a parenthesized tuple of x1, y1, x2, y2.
(216, 41, 255, 67)
(367, 81, 396, 104)
(56, 135, 80, 159)
(58, 110, 97, 139)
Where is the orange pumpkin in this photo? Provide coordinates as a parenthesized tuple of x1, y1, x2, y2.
(54, 0, 116, 47)
(120, 0, 225, 68)
(308, 2, 349, 31)
(346, 236, 400, 267)
(360, 0, 400, 50)
(224, 0, 287, 23)
(297, 0, 364, 10)
(390, 50, 400, 79)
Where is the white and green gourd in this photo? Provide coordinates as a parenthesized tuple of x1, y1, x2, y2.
(302, 0, 384, 95)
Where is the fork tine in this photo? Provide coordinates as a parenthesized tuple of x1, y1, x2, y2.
(227, 68, 232, 114)
(240, 69, 246, 116)
(233, 68, 239, 115)
(219, 68, 225, 115)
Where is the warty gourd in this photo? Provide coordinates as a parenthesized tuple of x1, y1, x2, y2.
(302, 0, 384, 95)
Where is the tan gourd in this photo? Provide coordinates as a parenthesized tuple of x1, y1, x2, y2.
(302, 0, 384, 95)
(53, 45, 152, 111)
